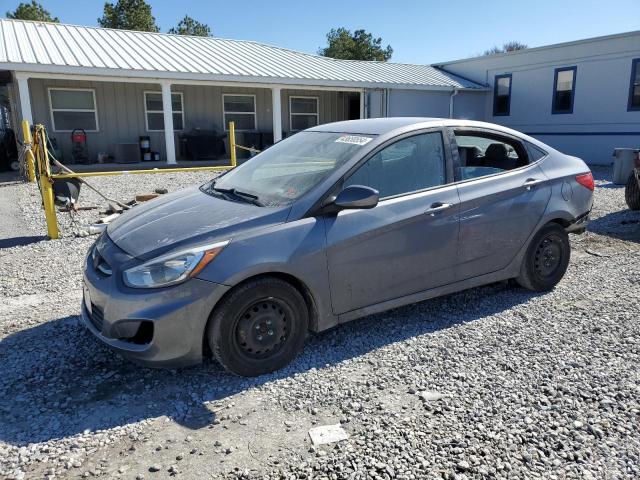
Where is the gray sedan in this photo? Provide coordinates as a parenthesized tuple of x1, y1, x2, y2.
(82, 118, 594, 376)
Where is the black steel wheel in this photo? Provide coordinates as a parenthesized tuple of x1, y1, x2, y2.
(207, 277, 308, 377)
(625, 171, 640, 210)
(516, 223, 570, 291)
(235, 299, 290, 359)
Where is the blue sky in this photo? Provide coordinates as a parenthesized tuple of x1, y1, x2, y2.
(4, 0, 639, 63)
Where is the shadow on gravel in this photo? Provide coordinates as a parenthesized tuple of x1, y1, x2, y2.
(0, 282, 541, 446)
(588, 209, 640, 243)
(0, 235, 47, 249)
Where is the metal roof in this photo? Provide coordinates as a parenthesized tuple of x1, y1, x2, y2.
(0, 19, 485, 90)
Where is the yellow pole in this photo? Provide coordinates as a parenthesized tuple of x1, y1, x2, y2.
(34, 125, 59, 239)
(21, 120, 36, 182)
(51, 165, 232, 179)
(40, 177, 58, 239)
(229, 121, 237, 168)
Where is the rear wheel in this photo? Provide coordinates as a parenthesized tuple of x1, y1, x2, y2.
(207, 277, 308, 377)
(516, 223, 570, 292)
(625, 171, 640, 210)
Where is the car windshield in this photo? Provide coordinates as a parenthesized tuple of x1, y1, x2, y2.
(203, 131, 375, 207)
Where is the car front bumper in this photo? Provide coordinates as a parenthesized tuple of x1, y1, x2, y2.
(82, 235, 230, 368)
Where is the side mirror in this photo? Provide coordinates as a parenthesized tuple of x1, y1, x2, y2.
(333, 185, 379, 210)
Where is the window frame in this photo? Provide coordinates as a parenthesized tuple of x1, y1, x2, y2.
(448, 127, 546, 185)
(492, 73, 512, 117)
(551, 66, 577, 115)
(289, 95, 320, 131)
(48, 87, 99, 132)
(143, 91, 184, 132)
(222, 93, 257, 131)
(340, 128, 452, 202)
(628, 58, 640, 112)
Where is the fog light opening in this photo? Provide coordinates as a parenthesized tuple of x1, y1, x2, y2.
(131, 321, 154, 345)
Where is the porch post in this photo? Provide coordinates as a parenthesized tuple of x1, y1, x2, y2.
(359, 89, 366, 119)
(161, 81, 176, 164)
(15, 73, 33, 125)
(272, 87, 282, 143)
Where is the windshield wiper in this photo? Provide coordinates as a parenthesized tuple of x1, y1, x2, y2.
(212, 186, 264, 207)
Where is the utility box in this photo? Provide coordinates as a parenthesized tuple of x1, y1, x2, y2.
(612, 148, 640, 184)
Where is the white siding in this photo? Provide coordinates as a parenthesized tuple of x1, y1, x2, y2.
(438, 32, 640, 165)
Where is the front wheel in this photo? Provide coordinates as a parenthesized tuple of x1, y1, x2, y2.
(516, 223, 570, 292)
(207, 277, 308, 377)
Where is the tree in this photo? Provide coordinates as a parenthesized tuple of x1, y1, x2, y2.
(168, 15, 211, 36)
(483, 41, 528, 56)
(98, 0, 159, 32)
(6, 1, 59, 22)
(318, 28, 393, 61)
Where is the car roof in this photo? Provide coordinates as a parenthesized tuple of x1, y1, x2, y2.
(309, 117, 443, 135)
(309, 117, 523, 135)
(308, 117, 550, 149)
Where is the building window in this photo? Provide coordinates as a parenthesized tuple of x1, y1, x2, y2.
(48, 88, 98, 132)
(223, 94, 256, 131)
(492, 74, 512, 116)
(552, 66, 577, 114)
(629, 58, 640, 111)
(144, 91, 184, 131)
(290, 96, 319, 131)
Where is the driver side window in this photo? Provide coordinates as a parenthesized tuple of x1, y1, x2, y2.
(344, 131, 446, 199)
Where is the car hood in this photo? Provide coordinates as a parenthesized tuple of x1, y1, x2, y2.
(107, 185, 290, 260)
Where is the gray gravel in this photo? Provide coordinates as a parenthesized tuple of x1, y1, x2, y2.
(1, 167, 639, 480)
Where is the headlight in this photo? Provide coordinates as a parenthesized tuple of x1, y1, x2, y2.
(122, 240, 229, 289)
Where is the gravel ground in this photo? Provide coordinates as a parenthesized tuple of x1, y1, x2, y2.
(0, 167, 639, 480)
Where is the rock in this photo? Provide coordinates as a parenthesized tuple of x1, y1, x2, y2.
(148, 465, 161, 472)
(308, 425, 350, 446)
(417, 391, 446, 402)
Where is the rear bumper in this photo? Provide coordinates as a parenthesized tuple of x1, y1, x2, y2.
(565, 210, 590, 234)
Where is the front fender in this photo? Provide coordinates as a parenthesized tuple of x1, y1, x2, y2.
(195, 217, 337, 331)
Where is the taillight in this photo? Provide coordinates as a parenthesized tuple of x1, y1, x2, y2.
(575, 172, 594, 191)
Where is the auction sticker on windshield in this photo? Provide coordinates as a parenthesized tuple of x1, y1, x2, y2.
(335, 135, 373, 146)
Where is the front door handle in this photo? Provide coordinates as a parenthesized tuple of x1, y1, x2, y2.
(425, 202, 453, 216)
(523, 178, 546, 190)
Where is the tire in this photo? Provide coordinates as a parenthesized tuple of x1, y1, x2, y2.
(625, 171, 640, 211)
(207, 277, 309, 377)
(516, 223, 571, 292)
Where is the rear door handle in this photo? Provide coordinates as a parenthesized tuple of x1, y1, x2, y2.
(523, 178, 546, 190)
(425, 202, 453, 216)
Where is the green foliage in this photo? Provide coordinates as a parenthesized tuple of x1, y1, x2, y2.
(168, 15, 211, 36)
(483, 41, 528, 56)
(98, 0, 159, 32)
(6, 1, 59, 22)
(318, 28, 393, 61)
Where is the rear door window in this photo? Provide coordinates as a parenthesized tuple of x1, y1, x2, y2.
(454, 132, 529, 181)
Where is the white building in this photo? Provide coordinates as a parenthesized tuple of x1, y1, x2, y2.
(433, 30, 640, 165)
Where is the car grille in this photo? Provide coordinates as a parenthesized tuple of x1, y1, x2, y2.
(89, 303, 104, 332)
